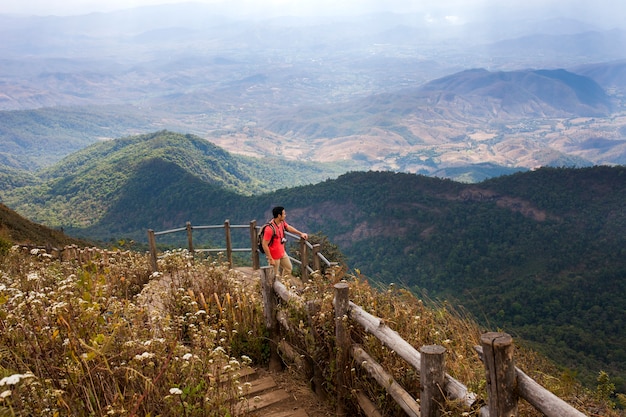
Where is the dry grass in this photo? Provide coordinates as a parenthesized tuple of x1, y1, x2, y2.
(0, 247, 620, 416)
(0, 247, 263, 416)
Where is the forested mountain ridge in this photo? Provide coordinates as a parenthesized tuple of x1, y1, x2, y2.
(0, 131, 356, 228)
(302, 167, 626, 390)
(0, 131, 624, 392)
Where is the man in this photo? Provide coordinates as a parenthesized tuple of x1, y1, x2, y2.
(261, 206, 308, 278)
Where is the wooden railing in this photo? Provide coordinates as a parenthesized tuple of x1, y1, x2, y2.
(147, 220, 337, 276)
(259, 266, 589, 417)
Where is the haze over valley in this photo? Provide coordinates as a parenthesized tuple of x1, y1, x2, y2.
(1, 1, 626, 181)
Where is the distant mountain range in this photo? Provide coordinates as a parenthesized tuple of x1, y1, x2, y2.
(2, 64, 626, 182)
(1, 130, 624, 391)
(1, 6, 626, 182)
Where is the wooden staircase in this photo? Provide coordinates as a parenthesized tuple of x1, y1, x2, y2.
(236, 367, 310, 417)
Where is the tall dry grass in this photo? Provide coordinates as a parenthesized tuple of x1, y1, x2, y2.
(0, 246, 620, 416)
(0, 247, 263, 416)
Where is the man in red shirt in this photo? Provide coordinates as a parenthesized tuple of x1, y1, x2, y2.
(261, 206, 308, 278)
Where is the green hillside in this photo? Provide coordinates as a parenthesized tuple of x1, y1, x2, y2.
(1, 130, 353, 229)
(0, 203, 88, 251)
(1, 131, 624, 392)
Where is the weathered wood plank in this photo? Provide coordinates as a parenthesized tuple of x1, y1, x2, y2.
(351, 344, 420, 417)
(355, 389, 383, 417)
(236, 389, 291, 415)
(246, 376, 278, 395)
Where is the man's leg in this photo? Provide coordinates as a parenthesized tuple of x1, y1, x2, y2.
(279, 254, 304, 290)
(278, 254, 293, 277)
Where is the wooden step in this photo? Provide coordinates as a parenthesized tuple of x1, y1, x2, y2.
(236, 388, 291, 415)
(245, 375, 277, 395)
(265, 408, 309, 417)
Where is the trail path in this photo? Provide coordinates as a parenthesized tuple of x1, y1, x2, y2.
(232, 267, 334, 417)
(138, 266, 334, 417)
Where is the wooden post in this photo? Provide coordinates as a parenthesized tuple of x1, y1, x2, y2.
(481, 332, 518, 417)
(312, 243, 321, 273)
(147, 229, 158, 272)
(334, 282, 350, 417)
(224, 219, 232, 268)
(300, 238, 309, 282)
(261, 267, 282, 372)
(250, 220, 259, 270)
(420, 345, 447, 417)
(186, 221, 194, 254)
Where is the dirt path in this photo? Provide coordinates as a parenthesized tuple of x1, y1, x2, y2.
(233, 267, 336, 417)
(138, 266, 335, 417)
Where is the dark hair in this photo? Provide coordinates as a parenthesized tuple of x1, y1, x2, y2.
(272, 206, 285, 218)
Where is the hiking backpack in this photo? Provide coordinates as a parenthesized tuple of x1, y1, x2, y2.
(257, 222, 277, 254)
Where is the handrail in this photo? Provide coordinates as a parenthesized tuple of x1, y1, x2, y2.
(147, 220, 338, 274)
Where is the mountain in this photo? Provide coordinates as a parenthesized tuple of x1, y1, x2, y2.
(3, 65, 622, 181)
(0, 131, 359, 229)
(572, 59, 626, 90)
(1, 6, 626, 181)
(2, 133, 624, 389)
(417, 68, 613, 117)
(250, 68, 617, 179)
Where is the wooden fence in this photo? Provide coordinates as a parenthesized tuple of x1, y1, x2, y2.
(259, 266, 589, 417)
(147, 220, 337, 276)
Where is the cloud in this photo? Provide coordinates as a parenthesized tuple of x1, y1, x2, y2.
(0, 0, 623, 29)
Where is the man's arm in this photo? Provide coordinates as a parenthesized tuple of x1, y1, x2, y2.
(286, 225, 308, 240)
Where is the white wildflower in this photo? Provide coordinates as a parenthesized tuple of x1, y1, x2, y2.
(169, 387, 183, 395)
(182, 353, 193, 361)
(133, 352, 155, 361)
(0, 373, 35, 386)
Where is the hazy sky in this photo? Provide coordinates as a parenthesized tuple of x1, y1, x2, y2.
(0, 0, 623, 27)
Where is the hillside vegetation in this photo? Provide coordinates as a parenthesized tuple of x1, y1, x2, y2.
(1, 131, 624, 394)
(0, 203, 87, 252)
(0, 246, 621, 416)
(1, 131, 355, 228)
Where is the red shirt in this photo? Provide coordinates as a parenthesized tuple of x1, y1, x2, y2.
(264, 220, 288, 259)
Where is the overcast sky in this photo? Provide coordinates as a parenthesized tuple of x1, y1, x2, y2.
(1, 0, 623, 28)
